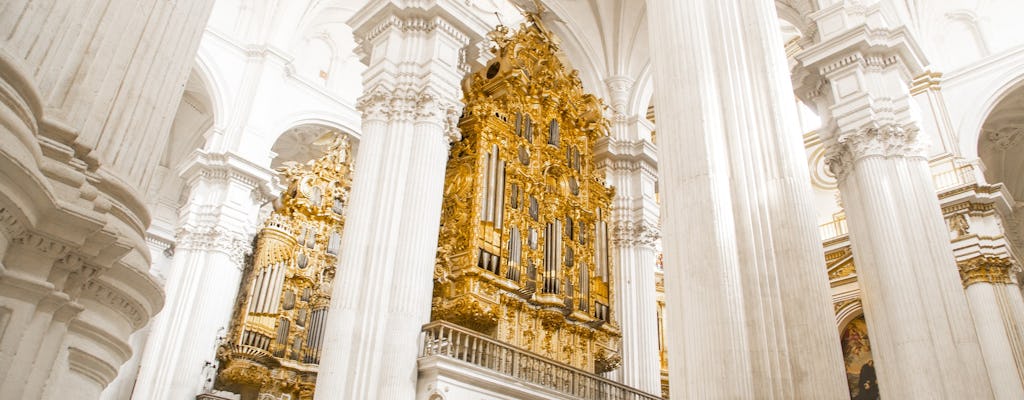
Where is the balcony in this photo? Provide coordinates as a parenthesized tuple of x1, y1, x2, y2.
(419, 321, 661, 400)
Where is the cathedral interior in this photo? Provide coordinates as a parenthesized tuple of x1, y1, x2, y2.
(2, 0, 1024, 399)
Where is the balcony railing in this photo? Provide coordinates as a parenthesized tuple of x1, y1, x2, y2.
(420, 320, 661, 400)
(819, 213, 848, 241)
(932, 161, 976, 191)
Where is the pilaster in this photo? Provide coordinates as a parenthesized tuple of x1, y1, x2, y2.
(132, 151, 274, 400)
(592, 76, 662, 395)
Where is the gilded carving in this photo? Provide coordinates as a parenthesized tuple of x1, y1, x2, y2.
(431, 17, 620, 373)
(958, 256, 1014, 287)
(215, 135, 352, 398)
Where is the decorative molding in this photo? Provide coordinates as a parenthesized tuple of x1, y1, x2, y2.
(10, 231, 70, 259)
(0, 206, 26, 240)
(68, 346, 119, 386)
(82, 279, 149, 329)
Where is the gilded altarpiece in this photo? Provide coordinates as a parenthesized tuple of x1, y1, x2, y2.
(433, 19, 621, 374)
(215, 137, 353, 400)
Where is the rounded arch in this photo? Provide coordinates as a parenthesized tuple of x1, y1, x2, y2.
(538, 0, 613, 97)
(268, 115, 360, 171)
(774, 0, 816, 37)
(193, 49, 229, 132)
(631, 61, 654, 120)
(835, 298, 864, 333)
(269, 112, 361, 144)
(958, 68, 1024, 160)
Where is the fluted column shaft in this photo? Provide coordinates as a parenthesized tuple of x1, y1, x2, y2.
(131, 152, 273, 400)
(958, 256, 1024, 398)
(314, 2, 488, 398)
(598, 75, 662, 395)
(1, 2, 212, 399)
(645, 0, 847, 398)
(796, 4, 995, 398)
(609, 233, 661, 393)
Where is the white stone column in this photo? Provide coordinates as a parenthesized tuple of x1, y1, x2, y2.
(0, 1, 213, 398)
(595, 75, 662, 394)
(958, 258, 1024, 398)
(314, 2, 488, 399)
(796, 4, 994, 398)
(131, 152, 273, 400)
(645, 0, 847, 398)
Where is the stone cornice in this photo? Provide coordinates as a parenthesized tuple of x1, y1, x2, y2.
(348, 0, 490, 69)
(797, 24, 926, 76)
(592, 137, 658, 175)
(179, 150, 277, 204)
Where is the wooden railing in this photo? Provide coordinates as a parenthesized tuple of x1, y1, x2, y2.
(420, 320, 661, 400)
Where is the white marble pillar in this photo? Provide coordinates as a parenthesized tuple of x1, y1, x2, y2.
(795, 5, 994, 398)
(131, 152, 273, 400)
(959, 258, 1024, 398)
(314, 2, 488, 399)
(0, 1, 214, 398)
(645, 0, 847, 398)
(596, 75, 662, 395)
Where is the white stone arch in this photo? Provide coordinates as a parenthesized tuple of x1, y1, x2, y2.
(835, 298, 865, 333)
(193, 47, 229, 134)
(535, 9, 606, 98)
(265, 113, 361, 170)
(958, 70, 1024, 161)
(269, 111, 361, 144)
(774, 0, 817, 38)
(631, 61, 654, 120)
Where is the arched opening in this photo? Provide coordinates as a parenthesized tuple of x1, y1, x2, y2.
(270, 123, 354, 170)
(147, 67, 217, 267)
(840, 313, 880, 400)
(978, 84, 1024, 201)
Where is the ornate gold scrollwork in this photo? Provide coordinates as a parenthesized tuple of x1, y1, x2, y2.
(216, 135, 353, 398)
(432, 16, 620, 373)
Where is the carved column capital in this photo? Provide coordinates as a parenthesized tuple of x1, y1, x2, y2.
(824, 123, 927, 182)
(356, 86, 464, 143)
(175, 227, 251, 267)
(604, 76, 634, 117)
(958, 256, 1014, 287)
(610, 219, 661, 250)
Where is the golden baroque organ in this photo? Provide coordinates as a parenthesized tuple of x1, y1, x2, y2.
(432, 17, 621, 373)
(215, 136, 353, 399)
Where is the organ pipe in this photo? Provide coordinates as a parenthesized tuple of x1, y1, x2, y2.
(216, 135, 352, 396)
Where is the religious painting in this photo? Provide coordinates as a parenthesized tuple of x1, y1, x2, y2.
(841, 315, 880, 399)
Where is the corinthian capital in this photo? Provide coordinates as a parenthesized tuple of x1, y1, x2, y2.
(356, 86, 463, 143)
(824, 123, 927, 182)
(610, 219, 661, 249)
